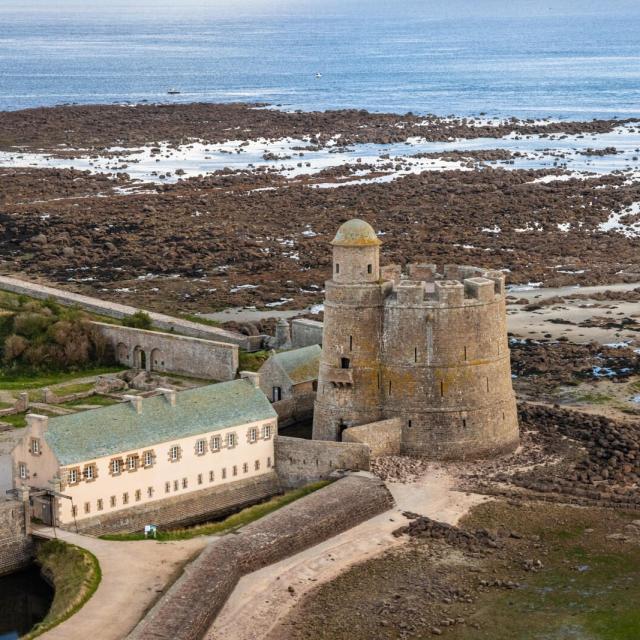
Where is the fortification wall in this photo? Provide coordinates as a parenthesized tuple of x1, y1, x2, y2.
(127, 475, 394, 640)
(0, 499, 32, 576)
(342, 417, 402, 457)
(93, 322, 239, 381)
(274, 436, 370, 488)
(67, 473, 280, 535)
(272, 394, 315, 427)
(0, 275, 253, 349)
(291, 318, 323, 348)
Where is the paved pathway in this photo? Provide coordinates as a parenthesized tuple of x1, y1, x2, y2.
(33, 526, 209, 640)
(208, 467, 487, 640)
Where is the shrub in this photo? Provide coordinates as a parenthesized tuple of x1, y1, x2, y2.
(122, 310, 153, 330)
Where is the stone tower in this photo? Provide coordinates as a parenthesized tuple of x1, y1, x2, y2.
(312, 219, 519, 460)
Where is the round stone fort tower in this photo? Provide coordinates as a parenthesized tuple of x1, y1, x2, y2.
(312, 218, 519, 460)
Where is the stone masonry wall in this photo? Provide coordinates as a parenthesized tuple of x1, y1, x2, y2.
(0, 275, 253, 349)
(127, 475, 394, 640)
(272, 394, 315, 427)
(67, 472, 280, 535)
(274, 435, 370, 488)
(291, 318, 324, 348)
(0, 499, 33, 576)
(93, 321, 239, 381)
(342, 417, 402, 457)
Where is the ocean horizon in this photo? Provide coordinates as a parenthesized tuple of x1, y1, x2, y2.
(1, 0, 640, 119)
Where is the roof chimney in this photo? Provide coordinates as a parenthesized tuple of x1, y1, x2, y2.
(26, 413, 49, 437)
(123, 394, 143, 414)
(240, 371, 260, 389)
(156, 387, 177, 407)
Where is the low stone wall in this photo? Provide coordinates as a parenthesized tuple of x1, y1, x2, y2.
(127, 474, 394, 640)
(291, 318, 323, 348)
(93, 321, 239, 381)
(67, 472, 281, 536)
(43, 387, 95, 405)
(342, 417, 402, 457)
(274, 435, 370, 488)
(0, 274, 253, 349)
(0, 499, 33, 576)
(272, 393, 315, 428)
(0, 392, 29, 418)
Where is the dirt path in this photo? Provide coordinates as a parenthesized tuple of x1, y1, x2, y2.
(207, 468, 486, 640)
(34, 526, 209, 640)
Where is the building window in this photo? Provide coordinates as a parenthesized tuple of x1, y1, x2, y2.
(440, 381, 445, 397)
(226, 433, 236, 448)
(349, 335, 353, 350)
(173, 480, 179, 491)
(169, 445, 181, 462)
(148, 487, 154, 498)
(341, 357, 350, 369)
(243, 462, 248, 474)
(209, 470, 214, 482)
(198, 473, 203, 485)
(84, 502, 90, 514)
(222, 467, 227, 479)
(248, 427, 257, 443)
(233, 465, 238, 476)
(267, 456, 272, 468)
(255, 460, 260, 471)
(135, 489, 141, 501)
(84, 464, 96, 481)
(312, 381, 318, 391)
(165, 482, 171, 494)
(263, 424, 272, 439)
(335, 263, 340, 274)
(367, 264, 372, 274)
(97, 499, 103, 511)
(195, 439, 207, 456)
(211, 436, 221, 451)
(18, 463, 27, 480)
(182, 477, 188, 489)
(31, 438, 41, 455)
(126, 455, 138, 471)
(72, 505, 78, 517)
(68, 468, 79, 484)
(110, 496, 116, 508)
(123, 492, 129, 505)
(110, 458, 122, 475)
(408, 420, 412, 428)
(272, 386, 282, 402)
(143, 450, 154, 467)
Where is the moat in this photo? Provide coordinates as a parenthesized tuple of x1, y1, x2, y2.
(0, 565, 53, 638)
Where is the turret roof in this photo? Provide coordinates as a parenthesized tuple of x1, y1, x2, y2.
(331, 219, 381, 247)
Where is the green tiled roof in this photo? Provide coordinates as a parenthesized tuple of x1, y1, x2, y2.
(45, 380, 276, 466)
(272, 345, 321, 385)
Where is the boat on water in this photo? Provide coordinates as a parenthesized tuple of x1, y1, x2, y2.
(167, 88, 181, 95)
(315, 73, 322, 78)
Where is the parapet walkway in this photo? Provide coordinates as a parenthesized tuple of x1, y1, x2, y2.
(33, 526, 209, 640)
(0, 275, 251, 348)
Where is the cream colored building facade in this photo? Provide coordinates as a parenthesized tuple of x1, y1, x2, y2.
(12, 380, 277, 527)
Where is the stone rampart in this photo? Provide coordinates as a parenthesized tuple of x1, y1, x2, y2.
(342, 417, 402, 457)
(0, 499, 33, 576)
(127, 475, 394, 640)
(66, 472, 281, 536)
(274, 435, 370, 488)
(291, 318, 324, 347)
(272, 394, 315, 427)
(93, 321, 239, 381)
(0, 275, 254, 349)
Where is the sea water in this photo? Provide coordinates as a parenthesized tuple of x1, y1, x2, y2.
(1, 0, 640, 118)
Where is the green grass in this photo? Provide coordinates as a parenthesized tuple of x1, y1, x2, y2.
(0, 400, 14, 409)
(24, 539, 101, 639)
(54, 381, 95, 395)
(0, 366, 121, 391)
(569, 391, 614, 405)
(179, 313, 222, 327)
(101, 480, 330, 541)
(239, 349, 270, 372)
(1, 408, 61, 428)
(61, 395, 120, 409)
(452, 502, 640, 640)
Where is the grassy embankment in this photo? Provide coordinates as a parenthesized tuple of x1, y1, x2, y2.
(23, 539, 101, 639)
(101, 480, 330, 541)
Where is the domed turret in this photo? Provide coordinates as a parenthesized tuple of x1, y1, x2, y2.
(331, 219, 380, 283)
